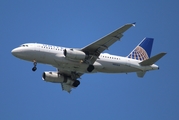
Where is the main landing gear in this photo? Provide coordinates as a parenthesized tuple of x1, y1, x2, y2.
(87, 65, 94, 72)
(72, 80, 80, 87)
(32, 60, 37, 71)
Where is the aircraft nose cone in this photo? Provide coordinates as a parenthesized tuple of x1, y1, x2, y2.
(11, 48, 16, 56)
(11, 48, 21, 57)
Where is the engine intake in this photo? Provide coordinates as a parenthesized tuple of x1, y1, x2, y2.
(42, 71, 80, 87)
(63, 48, 87, 60)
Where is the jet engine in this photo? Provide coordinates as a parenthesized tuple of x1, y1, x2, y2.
(42, 71, 80, 87)
(63, 48, 87, 60)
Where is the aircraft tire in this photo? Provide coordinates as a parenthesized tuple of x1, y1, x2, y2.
(87, 65, 94, 72)
(73, 80, 80, 87)
(32, 67, 37, 71)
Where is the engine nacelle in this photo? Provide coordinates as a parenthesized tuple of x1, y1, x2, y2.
(42, 71, 80, 87)
(63, 48, 87, 60)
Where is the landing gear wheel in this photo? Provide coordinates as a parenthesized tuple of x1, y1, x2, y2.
(32, 67, 37, 71)
(87, 65, 94, 72)
(32, 60, 37, 72)
(72, 80, 80, 87)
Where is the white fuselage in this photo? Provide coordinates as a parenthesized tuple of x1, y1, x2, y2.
(11, 43, 158, 74)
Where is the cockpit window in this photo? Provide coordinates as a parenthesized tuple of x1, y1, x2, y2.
(20, 44, 28, 47)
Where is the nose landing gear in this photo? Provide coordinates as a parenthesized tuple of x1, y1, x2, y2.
(32, 60, 37, 71)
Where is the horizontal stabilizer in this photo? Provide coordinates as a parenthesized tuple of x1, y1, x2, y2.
(139, 52, 166, 66)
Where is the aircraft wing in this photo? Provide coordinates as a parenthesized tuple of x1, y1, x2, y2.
(61, 83, 73, 93)
(81, 23, 135, 64)
(57, 69, 83, 93)
(57, 69, 83, 78)
(56, 23, 135, 92)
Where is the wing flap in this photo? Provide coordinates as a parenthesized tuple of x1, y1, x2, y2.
(139, 52, 166, 66)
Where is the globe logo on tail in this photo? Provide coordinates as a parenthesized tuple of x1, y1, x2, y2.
(128, 46, 149, 61)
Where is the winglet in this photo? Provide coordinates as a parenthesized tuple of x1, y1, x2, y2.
(132, 22, 136, 27)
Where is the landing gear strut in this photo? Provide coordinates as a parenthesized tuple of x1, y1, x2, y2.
(32, 60, 37, 71)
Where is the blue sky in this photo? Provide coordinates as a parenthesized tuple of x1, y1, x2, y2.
(1, 0, 179, 120)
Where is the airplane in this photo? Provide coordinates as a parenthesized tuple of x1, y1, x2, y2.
(11, 23, 166, 93)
